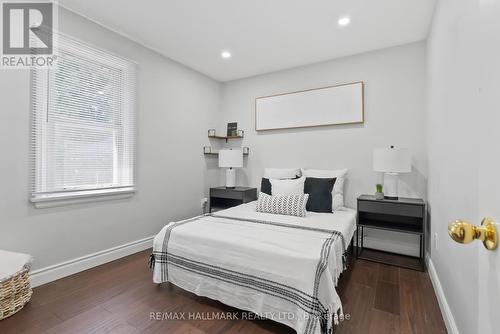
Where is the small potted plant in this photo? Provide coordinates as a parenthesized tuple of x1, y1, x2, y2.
(375, 184, 384, 200)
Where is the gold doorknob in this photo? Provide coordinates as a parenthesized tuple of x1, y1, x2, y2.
(448, 217, 498, 250)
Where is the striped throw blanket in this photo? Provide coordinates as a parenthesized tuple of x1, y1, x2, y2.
(152, 212, 348, 334)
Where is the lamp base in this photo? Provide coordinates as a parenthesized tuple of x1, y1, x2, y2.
(225, 168, 236, 188)
(383, 172, 399, 200)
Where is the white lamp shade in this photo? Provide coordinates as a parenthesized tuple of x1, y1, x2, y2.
(373, 147, 411, 173)
(219, 149, 243, 168)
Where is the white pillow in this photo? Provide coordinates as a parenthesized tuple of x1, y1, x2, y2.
(264, 168, 301, 179)
(301, 168, 348, 210)
(270, 177, 305, 195)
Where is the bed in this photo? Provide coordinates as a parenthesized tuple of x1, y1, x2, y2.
(152, 201, 356, 334)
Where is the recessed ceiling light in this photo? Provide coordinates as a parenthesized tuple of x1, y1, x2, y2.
(221, 50, 232, 59)
(338, 17, 351, 27)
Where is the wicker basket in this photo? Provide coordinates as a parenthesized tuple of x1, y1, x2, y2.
(0, 265, 33, 320)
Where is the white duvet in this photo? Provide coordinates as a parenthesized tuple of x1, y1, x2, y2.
(152, 202, 356, 334)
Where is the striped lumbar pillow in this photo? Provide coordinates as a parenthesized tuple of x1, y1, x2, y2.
(256, 192, 309, 217)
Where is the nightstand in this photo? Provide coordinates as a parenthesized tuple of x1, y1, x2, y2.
(209, 187, 257, 213)
(356, 194, 426, 271)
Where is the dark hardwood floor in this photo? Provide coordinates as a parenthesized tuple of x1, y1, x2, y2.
(0, 249, 446, 334)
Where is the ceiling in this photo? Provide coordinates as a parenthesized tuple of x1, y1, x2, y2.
(59, 0, 436, 82)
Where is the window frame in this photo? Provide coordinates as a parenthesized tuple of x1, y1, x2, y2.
(30, 34, 137, 208)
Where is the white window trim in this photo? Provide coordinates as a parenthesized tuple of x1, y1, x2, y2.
(30, 32, 137, 208)
(31, 187, 135, 208)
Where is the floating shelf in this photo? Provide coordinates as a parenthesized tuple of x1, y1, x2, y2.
(208, 135, 244, 142)
(205, 129, 247, 156)
(204, 151, 249, 156)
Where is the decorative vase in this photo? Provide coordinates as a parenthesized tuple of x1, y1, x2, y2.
(375, 192, 384, 200)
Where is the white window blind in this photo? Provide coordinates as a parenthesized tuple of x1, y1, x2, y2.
(31, 34, 136, 205)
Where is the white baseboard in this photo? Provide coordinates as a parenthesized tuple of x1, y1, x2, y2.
(362, 236, 420, 257)
(30, 236, 154, 288)
(426, 255, 459, 334)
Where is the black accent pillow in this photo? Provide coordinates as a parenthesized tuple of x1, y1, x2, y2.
(261, 175, 300, 195)
(261, 178, 272, 195)
(304, 177, 336, 213)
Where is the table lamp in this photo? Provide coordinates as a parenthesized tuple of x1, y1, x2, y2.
(373, 146, 411, 199)
(219, 149, 243, 189)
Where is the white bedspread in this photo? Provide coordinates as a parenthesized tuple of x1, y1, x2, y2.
(152, 202, 356, 334)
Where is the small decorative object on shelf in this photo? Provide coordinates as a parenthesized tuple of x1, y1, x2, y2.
(375, 184, 384, 200)
(203, 146, 212, 154)
(227, 122, 238, 137)
(242, 146, 249, 155)
(238, 129, 244, 137)
(208, 129, 216, 137)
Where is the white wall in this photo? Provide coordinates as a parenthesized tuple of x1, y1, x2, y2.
(426, 0, 479, 333)
(0, 8, 221, 271)
(219, 42, 427, 255)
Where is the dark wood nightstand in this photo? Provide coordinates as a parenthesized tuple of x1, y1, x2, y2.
(209, 187, 257, 213)
(356, 194, 427, 271)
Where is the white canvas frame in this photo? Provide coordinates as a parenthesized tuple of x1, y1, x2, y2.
(255, 81, 364, 131)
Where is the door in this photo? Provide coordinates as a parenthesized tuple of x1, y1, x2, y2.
(477, 0, 500, 332)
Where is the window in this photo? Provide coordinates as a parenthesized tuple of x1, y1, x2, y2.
(31, 34, 136, 206)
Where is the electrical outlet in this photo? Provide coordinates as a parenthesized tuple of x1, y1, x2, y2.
(434, 232, 438, 250)
(200, 197, 208, 208)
